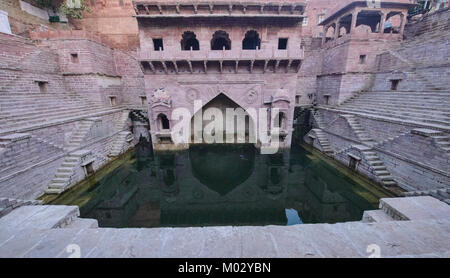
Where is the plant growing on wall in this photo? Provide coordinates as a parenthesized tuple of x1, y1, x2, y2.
(59, 0, 91, 19)
(30, 0, 91, 19)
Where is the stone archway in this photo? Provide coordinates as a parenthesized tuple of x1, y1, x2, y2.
(242, 30, 261, 50)
(181, 31, 200, 50)
(211, 30, 231, 50)
(190, 93, 256, 144)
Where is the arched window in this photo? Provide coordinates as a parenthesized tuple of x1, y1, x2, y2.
(211, 30, 231, 50)
(158, 113, 170, 130)
(275, 112, 286, 129)
(242, 30, 261, 50)
(180, 31, 200, 51)
(325, 25, 335, 40)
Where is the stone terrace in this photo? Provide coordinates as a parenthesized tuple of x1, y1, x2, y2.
(0, 92, 124, 135)
(324, 90, 450, 132)
(0, 196, 449, 258)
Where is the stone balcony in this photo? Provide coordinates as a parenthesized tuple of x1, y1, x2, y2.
(133, 1, 306, 19)
(139, 47, 305, 74)
(139, 46, 304, 61)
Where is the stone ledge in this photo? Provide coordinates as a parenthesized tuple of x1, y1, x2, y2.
(411, 128, 444, 137)
(380, 196, 450, 221)
(0, 133, 31, 142)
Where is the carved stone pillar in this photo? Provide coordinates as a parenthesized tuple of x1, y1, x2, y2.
(379, 12, 387, 33)
(350, 10, 358, 34)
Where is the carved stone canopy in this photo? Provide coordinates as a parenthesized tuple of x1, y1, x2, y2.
(151, 88, 172, 107)
(272, 88, 291, 103)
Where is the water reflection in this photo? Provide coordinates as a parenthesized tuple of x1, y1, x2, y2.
(51, 142, 389, 228)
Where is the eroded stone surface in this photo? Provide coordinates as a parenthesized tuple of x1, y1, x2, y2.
(0, 197, 449, 258)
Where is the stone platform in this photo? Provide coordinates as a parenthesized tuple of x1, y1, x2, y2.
(0, 197, 449, 258)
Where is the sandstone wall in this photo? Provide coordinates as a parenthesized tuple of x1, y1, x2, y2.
(0, 33, 65, 94)
(0, 110, 133, 199)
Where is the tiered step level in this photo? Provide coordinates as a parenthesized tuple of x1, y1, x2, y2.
(326, 91, 450, 130)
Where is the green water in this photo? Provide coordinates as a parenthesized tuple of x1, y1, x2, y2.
(48, 143, 392, 227)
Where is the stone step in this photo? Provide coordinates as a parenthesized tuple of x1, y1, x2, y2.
(433, 136, 450, 142)
(382, 180, 397, 186)
(51, 177, 69, 184)
(345, 106, 450, 117)
(380, 175, 395, 181)
(0, 108, 125, 137)
(0, 207, 13, 217)
(64, 218, 98, 229)
(352, 97, 450, 104)
(365, 156, 379, 161)
(0, 105, 106, 122)
(343, 105, 450, 120)
(355, 94, 450, 101)
(374, 170, 390, 176)
(380, 196, 450, 221)
(61, 162, 77, 167)
(0, 205, 79, 229)
(362, 210, 395, 223)
(44, 188, 65, 194)
(368, 160, 383, 166)
(57, 167, 73, 173)
(338, 107, 450, 124)
(65, 157, 78, 162)
(347, 94, 450, 102)
(48, 183, 66, 190)
(346, 100, 450, 112)
(55, 172, 71, 178)
(327, 107, 450, 128)
(0, 107, 124, 132)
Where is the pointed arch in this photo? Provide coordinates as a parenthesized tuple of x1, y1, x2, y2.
(211, 30, 231, 50)
(242, 30, 261, 50)
(180, 31, 200, 51)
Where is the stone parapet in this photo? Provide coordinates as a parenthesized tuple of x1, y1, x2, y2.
(133, 1, 306, 17)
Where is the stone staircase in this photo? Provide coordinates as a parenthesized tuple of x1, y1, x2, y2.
(403, 188, 450, 205)
(356, 145, 397, 187)
(109, 111, 131, 157)
(363, 196, 450, 223)
(311, 128, 334, 155)
(0, 205, 82, 229)
(385, 49, 442, 91)
(44, 153, 81, 195)
(405, 70, 442, 91)
(431, 133, 450, 155)
(411, 128, 450, 156)
(0, 198, 41, 217)
(342, 114, 376, 146)
(130, 110, 148, 123)
(65, 119, 95, 151)
(0, 133, 65, 178)
(313, 110, 326, 128)
(109, 132, 132, 157)
(329, 91, 450, 130)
